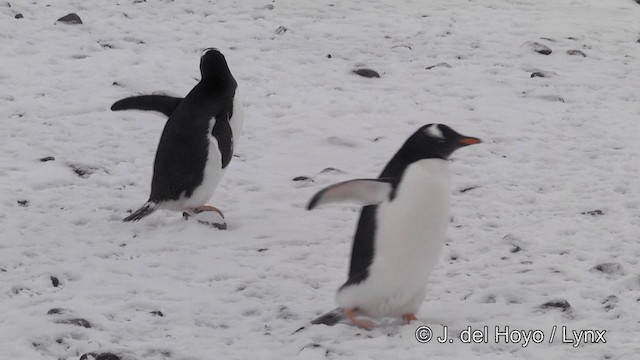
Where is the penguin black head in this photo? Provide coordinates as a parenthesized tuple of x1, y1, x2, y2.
(402, 123, 481, 161)
(199, 48, 233, 82)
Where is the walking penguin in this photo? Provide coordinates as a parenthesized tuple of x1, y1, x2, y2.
(112, 48, 243, 228)
(307, 124, 481, 329)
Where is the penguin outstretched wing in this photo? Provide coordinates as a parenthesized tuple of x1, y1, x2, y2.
(111, 95, 183, 117)
(307, 178, 394, 210)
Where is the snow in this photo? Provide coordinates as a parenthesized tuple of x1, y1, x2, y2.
(1, 0, 640, 359)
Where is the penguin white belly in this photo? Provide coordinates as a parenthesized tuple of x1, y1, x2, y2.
(180, 134, 225, 209)
(336, 159, 451, 318)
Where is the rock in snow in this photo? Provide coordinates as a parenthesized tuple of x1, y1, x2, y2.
(56, 13, 83, 24)
(523, 41, 552, 55)
(352, 68, 380, 78)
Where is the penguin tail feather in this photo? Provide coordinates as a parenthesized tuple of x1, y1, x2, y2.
(123, 202, 158, 222)
(310, 308, 344, 326)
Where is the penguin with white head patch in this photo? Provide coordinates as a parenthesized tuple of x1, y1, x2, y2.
(307, 124, 481, 329)
(112, 48, 243, 227)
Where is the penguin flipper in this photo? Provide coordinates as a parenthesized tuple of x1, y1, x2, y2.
(111, 95, 183, 117)
(307, 178, 393, 210)
(311, 308, 344, 326)
(123, 202, 158, 222)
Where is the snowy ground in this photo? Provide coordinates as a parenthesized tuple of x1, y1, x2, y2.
(2, 0, 640, 359)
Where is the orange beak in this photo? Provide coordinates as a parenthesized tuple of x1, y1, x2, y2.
(460, 137, 482, 145)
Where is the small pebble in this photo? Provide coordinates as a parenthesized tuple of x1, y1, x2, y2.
(80, 353, 122, 360)
(57, 318, 91, 328)
(40, 156, 55, 162)
(539, 299, 571, 312)
(47, 308, 68, 315)
(15, 13, 23, 19)
(275, 25, 288, 35)
(425, 62, 452, 70)
(352, 68, 380, 78)
(524, 41, 552, 55)
(582, 209, 604, 216)
(17, 200, 28, 207)
(56, 13, 83, 25)
(566, 49, 587, 57)
(51, 276, 60, 287)
(591, 262, 623, 275)
(293, 176, 313, 182)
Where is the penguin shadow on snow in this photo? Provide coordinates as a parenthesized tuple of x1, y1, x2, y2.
(305, 124, 482, 330)
(111, 48, 244, 230)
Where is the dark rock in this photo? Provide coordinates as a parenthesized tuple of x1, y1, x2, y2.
(320, 167, 344, 174)
(133, 0, 146, 3)
(524, 41, 552, 55)
(591, 262, 623, 275)
(150, 310, 164, 317)
(353, 68, 380, 78)
(79, 353, 122, 360)
(327, 54, 332, 58)
(602, 295, 618, 311)
(567, 49, 587, 57)
(40, 156, 55, 162)
(275, 25, 288, 35)
(539, 299, 571, 312)
(69, 164, 100, 178)
(51, 276, 60, 287)
(459, 186, 478, 193)
(57, 318, 91, 328)
(17, 200, 28, 207)
(56, 13, 83, 25)
(425, 62, 452, 70)
(531, 72, 546, 78)
(510, 245, 521, 253)
(582, 209, 604, 216)
(257, 248, 268, 252)
(293, 176, 313, 182)
(47, 308, 69, 315)
(15, 13, 23, 19)
(538, 95, 564, 103)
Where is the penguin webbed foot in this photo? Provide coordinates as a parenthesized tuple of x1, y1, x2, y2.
(184, 205, 227, 230)
(402, 313, 417, 323)
(344, 308, 375, 330)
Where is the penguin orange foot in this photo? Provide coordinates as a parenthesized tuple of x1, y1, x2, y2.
(193, 205, 225, 218)
(344, 308, 374, 330)
(183, 206, 227, 230)
(402, 313, 417, 323)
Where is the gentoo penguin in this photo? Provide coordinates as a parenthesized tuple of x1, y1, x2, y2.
(307, 124, 481, 329)
(112, 48, 243, 227)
